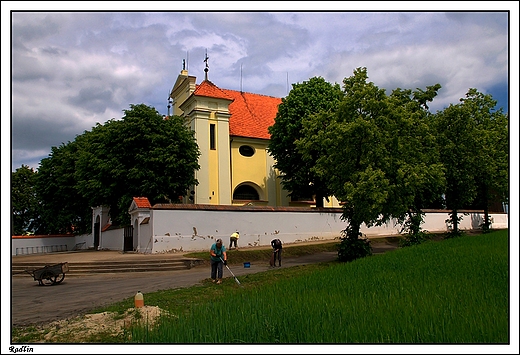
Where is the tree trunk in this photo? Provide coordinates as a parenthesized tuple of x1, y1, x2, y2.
(315, 192, 324, 208)
(482, 185, 491, 232)
(450, 209, 459, 235)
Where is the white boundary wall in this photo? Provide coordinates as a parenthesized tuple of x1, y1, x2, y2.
(149, 209, 345, 253)
(12, 234, 90, 256)
(12, 209, 508, 255)
(147, 208, 508, 254)
(98, 228, 123, 251)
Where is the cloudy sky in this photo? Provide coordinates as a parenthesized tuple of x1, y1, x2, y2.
(4, 4, 517, 173)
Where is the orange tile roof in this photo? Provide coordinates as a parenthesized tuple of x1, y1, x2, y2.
(193, 80, 233, 101)
(194, 80, 282, 140)
(133, 197, 152, 208)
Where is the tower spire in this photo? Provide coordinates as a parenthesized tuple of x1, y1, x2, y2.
(203, 49, 209, 81)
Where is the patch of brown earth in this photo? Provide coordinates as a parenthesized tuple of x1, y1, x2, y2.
(14, 305, 171, 343)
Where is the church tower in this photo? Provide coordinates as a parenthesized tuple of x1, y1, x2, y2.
(169, 55, 232, 205)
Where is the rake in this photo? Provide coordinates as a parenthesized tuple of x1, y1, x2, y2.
(220, 257, 242, 286)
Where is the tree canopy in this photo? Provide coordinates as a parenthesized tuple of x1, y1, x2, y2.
(74, 104, 200, 225)
(268, 76, 343, 207)
(296, 68, 445, 260)
(434, 89, 508, 234)
(32, 104, 200, 232)
(36, 139, 91, 234)
(12, 165, 39, 235)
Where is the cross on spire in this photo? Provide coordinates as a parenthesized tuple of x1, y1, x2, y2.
(204, 49, 209, 80)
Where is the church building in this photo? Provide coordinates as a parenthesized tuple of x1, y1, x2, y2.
(169, 61, 340, 208)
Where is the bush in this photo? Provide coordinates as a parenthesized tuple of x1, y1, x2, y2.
(399, 231, 432, 247)
(337, 235, 372, 262)
(445, 229, 464, 239)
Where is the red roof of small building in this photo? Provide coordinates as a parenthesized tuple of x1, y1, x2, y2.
(133, 197, 152, 208)
(194, 80, 282, 140)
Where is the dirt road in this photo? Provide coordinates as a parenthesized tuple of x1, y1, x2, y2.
(11, 238, 400, 327)
(11, 252, 339, 327)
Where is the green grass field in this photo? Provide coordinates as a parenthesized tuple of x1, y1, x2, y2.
(125, 230, 509, 343)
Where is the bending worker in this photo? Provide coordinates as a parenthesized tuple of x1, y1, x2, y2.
(271, 238, 283, 267)
(210, 239, 227, 284)
(229, 231, 240, 249)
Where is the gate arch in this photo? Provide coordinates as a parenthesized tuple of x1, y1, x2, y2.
(233, 183, 261, 201)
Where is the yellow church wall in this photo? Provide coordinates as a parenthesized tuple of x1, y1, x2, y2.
(265, 153, 292, 206)
(230, 138, 269, 204)
(207, 113, 232, 205)
(190, 115, 211, 204)
(208, 115, 219, 205)
(179, 90, 232, 205)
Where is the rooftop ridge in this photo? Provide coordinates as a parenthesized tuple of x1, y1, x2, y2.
(222, 87, 282, 100)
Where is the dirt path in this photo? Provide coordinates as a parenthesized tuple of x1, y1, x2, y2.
(11, 252, 339, 327)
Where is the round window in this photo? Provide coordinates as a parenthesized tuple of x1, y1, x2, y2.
(239, 145, 255, 157)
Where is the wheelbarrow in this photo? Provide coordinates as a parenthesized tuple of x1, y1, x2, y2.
(24, 262, 69, 286)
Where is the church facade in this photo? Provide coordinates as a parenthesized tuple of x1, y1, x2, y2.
(169, 67, 339, 208)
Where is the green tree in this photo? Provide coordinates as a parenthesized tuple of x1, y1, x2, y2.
(298, 68, 392, 260)
(74, 104, 200, 226)
(384, 85, 445, 238)
(298, 68, 444, 260)
(36, 140, 91, 234)
(436, 89, 508, 234)
(475, 110, 508, 231)
(268, 76, 343, 207)
(11, 165, 39, 235)
(434, 94, 479, 235)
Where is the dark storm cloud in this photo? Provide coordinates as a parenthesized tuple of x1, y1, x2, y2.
(67, 87, 115, 114)
(11, 113, 77, 151)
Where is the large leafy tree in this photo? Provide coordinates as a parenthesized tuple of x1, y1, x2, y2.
(34, 104, 200, 232)
(74, 104, 200, 226)
(298, 68, 444, 260)
(434, 96, 477, 235)
(383, 85, 445, 236)
(11, 165, 39, 235)
(435, 89, 508, 234)
(268, 76, 343, 207)
(36, 140, 92, 234)
(312, 68, 394, 260)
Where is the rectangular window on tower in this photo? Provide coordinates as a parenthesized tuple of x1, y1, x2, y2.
(210, 124, 216, 150)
